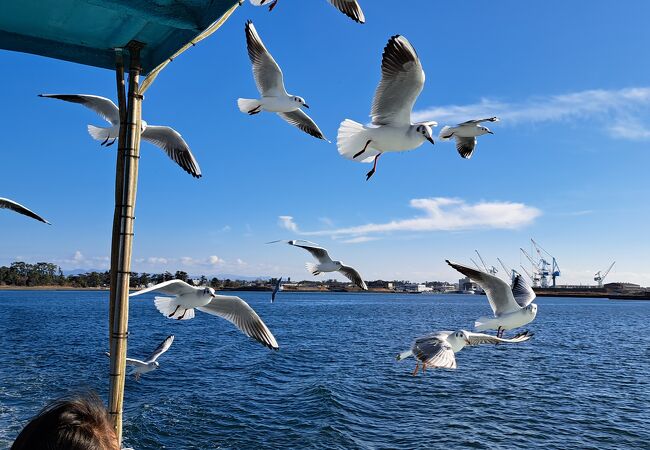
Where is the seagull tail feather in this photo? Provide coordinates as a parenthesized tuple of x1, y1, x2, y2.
(396, 350, 413, 361)
(336, 119, 375, 163)
(305, 262, 320, 276)
(474, 316, 492, 331)
(154, 296, 180, 319)
(237, 98, 261, 114)
(87, 124, 111, 142)
(438, 126, 453, 140)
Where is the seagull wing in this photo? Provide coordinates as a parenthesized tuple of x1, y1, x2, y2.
(288, 240, 333, 264)
(129, 280, 195, 297)
(338, 265, 368, 290)
(39, 94, 120, 126)
(140, 126, 202, 178)
(459, 117, 499, 125)
(145, 335, 174, 363)
(327, 0, 365, 23)
(0, 198, 50, 224)
(412, 333, 457, 369)
(277, 110, 328, 141)
(370, 35, 424, 127)
(511, 274, 536, 307)
(197, 295, 279, 350)
(271, 277, 282, 302)
(245, 21, 286, 96)
(465, 330, 533, 346)
(446, 260, 521, 315)
(125, 358, 148, 368)
(454, 136, 477, 159)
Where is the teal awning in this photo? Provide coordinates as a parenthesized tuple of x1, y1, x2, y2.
(0, 0, 240, 72)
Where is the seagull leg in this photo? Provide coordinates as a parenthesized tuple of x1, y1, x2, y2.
(353, 140, 372, 159)
(365, 153, 382, 181)
(168, 305, 181, 318)
(412, 362, 419, 376)
(177, 309, 188, 320)
(134, 373, 141, 382)
(422, 363, 426, 374)
(106, 138, 116, 147)
(100, 135, 109, 146)
(248, 105, 262, 115)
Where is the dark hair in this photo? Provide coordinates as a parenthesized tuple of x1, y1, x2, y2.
(11, 392, 118, 450)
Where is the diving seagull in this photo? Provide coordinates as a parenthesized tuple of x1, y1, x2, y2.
(396, 329, 533, 375)
(271, 240, 368, 290)
(238, 21, 328, 141)
(250, 0, 365, 24)
(337, 35, 437, 180)
(271, 277, 282, 303)
(105, 335, 174, 381)
(447, 260, 538, 337)
(39, 94, 202, 178)
(130, 280, 279, 350)
(0, 198, 50, 224)
(439, 117, 499, 159)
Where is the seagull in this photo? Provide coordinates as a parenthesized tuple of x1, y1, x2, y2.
(446, 260, 538, 338)
(130, 280, 279, 350)
(250, 0, 365, 24)
(105, 335, 174, 381)
(271, 277, 282, 303)
(337, 35, 437, 180)
(396, 329, 533, 375)
(271, 239, 368, 290)
(0, 198, 50, 224)
(38, 94, 202, 178)
(238, 21, 328, 141)
(439, 117, 499, 159)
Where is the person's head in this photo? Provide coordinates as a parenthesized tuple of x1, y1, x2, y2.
(11, 391, 118, 450)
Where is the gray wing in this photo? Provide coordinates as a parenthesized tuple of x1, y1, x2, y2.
(198, 295, 279, 350)
(412, 334, 457, 369)
(446, 260, 520, 315)
(277, 110, 328, 141)
(145, 335, 174, 363)
(338, 265, 368, 290)
(466, 330, 533, 346)
(454, 136, 477, 159)
(0, 198, 50, 224)
(370, 35, 424, 127)
(141, 126, 202, 178)
(288, 240, 332, 264)
(129, 280, 195, 297)
(271, 277, 282, 302)
(245, 21, 286, 96)
(511, 274, 536, 307)
(125, 358, 148, 368)
(460, 117, 499, 125)
(327, 0, 365, 23)
(39, 94, 120, 126)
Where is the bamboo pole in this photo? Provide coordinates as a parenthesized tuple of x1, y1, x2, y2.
(108, 41, 144, 445)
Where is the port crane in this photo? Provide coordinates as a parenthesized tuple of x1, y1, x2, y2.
(520, 248, 541, 287)
(475, 250, 498, 275)
(531, 239, 561, 287)
(594, 261, 615, 287)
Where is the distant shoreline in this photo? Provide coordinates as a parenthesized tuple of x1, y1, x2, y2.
(0, 286, 109, 291)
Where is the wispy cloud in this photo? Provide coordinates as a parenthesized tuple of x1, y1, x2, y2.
(412, 87, 650, 140)
(281, 197, 541, 239)
(338, 236, 381, 244)
(278, 215, 299, 232)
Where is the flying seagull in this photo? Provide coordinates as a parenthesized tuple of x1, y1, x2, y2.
(130, 280, 279, 350)
(439, 117, 499, 159)
(39, 94, 202, 178)
(106, 335, 174, 381)
(271, 240, 368, 290)
(250, 0, 365, 24)
(0, 198, 50, 224)
(396, 329, 533, 375)
(447, 260, 538, 337)
(238, 21, 328, 141)
(271, 277, 282, 303)
(337, 35, 437, 180)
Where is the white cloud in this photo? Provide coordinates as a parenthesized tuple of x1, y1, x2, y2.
(339, 236, 381, 244)
(208, 255, 223, 265)
(278, 215, 298, 232)
(289, 197, 540, 239)
(73, 250, 84, 262)
(147, 257, 168, 265)
(412, 87, 650, 140)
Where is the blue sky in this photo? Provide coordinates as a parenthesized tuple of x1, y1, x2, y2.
(2, 0, 650, 285)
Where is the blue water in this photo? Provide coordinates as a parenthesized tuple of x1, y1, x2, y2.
(1, 290, 649, 449)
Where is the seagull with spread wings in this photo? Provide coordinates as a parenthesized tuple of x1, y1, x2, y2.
(396, 329, 533, 375)
(337, 35, 437, 180)
(106, 335, 175, 381)
(0, 198, 50, 224)
(447, 260, 538, 337)
(250, 0, 365, 24)
(238, 21, 327, 141)
(130, 280, 279, 350)
(39, 94, 202, 178)
(439, 117, 499, 159)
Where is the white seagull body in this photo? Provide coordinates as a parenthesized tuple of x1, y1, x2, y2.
(238, 21, 327, 141)
(439, 117, 499, 159)
(446, 260, 538, 337)
(250, 0, 365, 24)
(396, 329, 533, 374)
(39, 94, 202, 178)
(106, 335, 174, 381)
(130, 280, 279, 350)
(0, 198, 50, 224)
(274, 240, 368, 290)
(337, 35, 436, 180)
